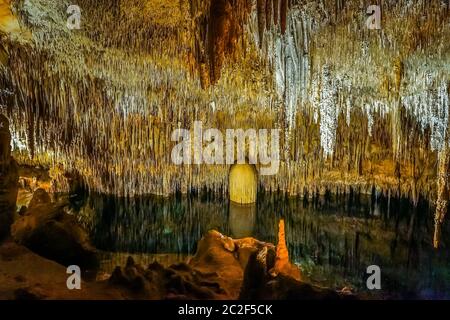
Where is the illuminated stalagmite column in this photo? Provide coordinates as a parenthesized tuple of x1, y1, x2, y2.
(228, 164, 257, 238)
(271, 219, 301, 281)
(229, 164, 257, 204)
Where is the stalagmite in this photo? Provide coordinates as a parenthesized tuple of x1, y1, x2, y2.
(271, 219, 301, 280)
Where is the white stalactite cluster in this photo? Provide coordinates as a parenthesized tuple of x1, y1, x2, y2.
(255, 0, 450, 157)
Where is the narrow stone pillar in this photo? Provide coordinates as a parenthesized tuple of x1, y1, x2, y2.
(434, 146, 449, 249)
(271, 219, 301, 281)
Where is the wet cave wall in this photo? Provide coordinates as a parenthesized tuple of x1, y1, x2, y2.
(0, 1, 449, 241)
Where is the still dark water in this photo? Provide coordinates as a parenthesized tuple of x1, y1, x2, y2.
(69, 191, 450, 299)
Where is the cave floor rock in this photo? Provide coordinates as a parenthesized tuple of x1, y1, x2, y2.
(0, 230, 349, 300)
(11, 188, 99, 269)
(0, 240, 122, 300)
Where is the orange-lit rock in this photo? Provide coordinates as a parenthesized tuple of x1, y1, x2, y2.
(271, 219, 301, 281)
(239, 224, 349, 300)
(0, 0, 20, 35)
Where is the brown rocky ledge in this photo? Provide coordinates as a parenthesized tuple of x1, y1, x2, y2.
(11, 188, 99, 270)
(0, 240, 122, 300)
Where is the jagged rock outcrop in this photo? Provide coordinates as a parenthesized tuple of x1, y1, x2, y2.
(239, 239, 350, 300)
(1, 227, 355, 300)
(11, 188, 98, 269)
(240, 250, 348, 300)
(109, 256, 228, 300)
(0, 114, 18, 241)
(107, 227, 343, 300)
(238, 218, 343, 300)
(108, 230, 276, 299)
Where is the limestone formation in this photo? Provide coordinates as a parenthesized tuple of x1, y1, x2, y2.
(0, 1, 449, 242)
(434, 146, 450, 248)
(0, 240, 122, 300)
(271, 219, 301, 280)
(239, 227, 349, 300)
(11, 188, 98, 269)
(229, 164, 257, 204)
(0, 114, 18, 241)
(108, 230, 277, 299)
(0, 0, 446, 205)
(0, 0, 22, 36)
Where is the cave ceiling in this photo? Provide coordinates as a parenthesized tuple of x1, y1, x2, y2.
(0, 0, 449, 228)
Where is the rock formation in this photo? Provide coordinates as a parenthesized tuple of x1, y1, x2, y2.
(0, 240, 121, 300)
(0, 114, 18, 241)
(11, 188, 98, 269)
(239, 219, 352, 300)
(0, 227, 350, 300)
(434, 145, 450, 248)
(0, 0, 22, 36)
(108, 230, 275, 299)
(107, 227, 346, 300)
(271, 219, 301, 280)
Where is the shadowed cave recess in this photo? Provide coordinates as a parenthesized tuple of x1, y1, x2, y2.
(0, 0, 450, 301)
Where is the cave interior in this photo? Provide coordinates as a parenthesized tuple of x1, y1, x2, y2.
(0, 0, 450, 300)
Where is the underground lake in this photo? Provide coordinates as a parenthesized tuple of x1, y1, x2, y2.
(66, 190, 450, 300)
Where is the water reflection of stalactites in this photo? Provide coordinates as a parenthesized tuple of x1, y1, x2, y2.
(80, 193, 229, 254)
(229, 201, 256, 238)
(72, 191, 450, 297)
(251, 192, 450, 296)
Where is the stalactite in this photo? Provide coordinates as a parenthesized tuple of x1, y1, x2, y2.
(26, 112, 34, 159)
(256, 0, 266, 47)
(0, 0, 447, 229)
(280, 0, 287, 34)
(273, 0, 279, 26)
(265, 0, 272, 31)
(434, 131, 450, 248)
(191, 0, 252, 87)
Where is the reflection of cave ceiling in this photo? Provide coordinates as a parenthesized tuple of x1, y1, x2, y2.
(0, 0, 449, 232)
